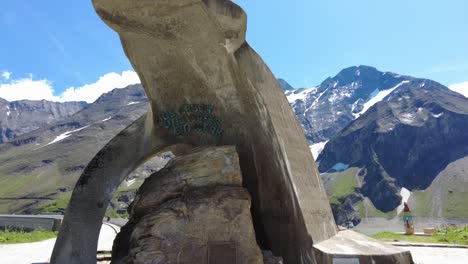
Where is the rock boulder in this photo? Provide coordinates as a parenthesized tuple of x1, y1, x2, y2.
(112, 146, 264, 264)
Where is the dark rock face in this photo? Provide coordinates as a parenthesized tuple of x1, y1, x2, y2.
(112, 146, 264, 264)
(330, 193, 363, 227)
(277, 79, 294, 91)
(286, 65, 413, 143)
(318, 79, 468, 212)
(0, 99, 88, 143)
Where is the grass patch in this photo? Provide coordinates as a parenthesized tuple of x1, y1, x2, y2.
(328, 168, 359, 206)
(105, 208, 129, 219)
(372, 226, 468, 245)
(434, 226, 468, 245)
(38, 192, 71, 214)
(371, 232, 438, 243)
(0, 228, 57, 244)
(356, 199, 397, 218)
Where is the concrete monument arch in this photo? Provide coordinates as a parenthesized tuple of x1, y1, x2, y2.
(51, 1, 337, 263)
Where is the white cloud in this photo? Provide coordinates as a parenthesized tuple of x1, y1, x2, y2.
(59, 71, 140, 103)
(0, 77, 57, 101)
(1, 71, 11, 80)
(0, 70, 141, 103)
(449, 82, 468, 97)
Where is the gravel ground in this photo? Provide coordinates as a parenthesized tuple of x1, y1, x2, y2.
(0, 223, 119, 264)
(398, 246, 468, 264)
(1, 222, 466, 264)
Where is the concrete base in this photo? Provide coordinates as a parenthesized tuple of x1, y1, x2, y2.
(313, 230, 414, 264)
(0, 215, 62, 231)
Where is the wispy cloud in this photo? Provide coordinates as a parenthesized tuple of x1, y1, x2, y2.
(47, 31, 68, 58)
(0, 70, 141, 103)
(1, 71, 11, 80)
(449, 82, 468, 97)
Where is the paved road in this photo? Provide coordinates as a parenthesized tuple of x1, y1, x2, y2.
(396, 246, 468, 264)
(0, 222, 119, 264)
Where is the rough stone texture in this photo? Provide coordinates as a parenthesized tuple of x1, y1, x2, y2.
(52, 1, 336, 263)
(262, 251, 284, 264)
(313, 230, 414, 264)
(111, 146, 262, 264)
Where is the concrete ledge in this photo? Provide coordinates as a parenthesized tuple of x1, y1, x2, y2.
(313, 230, 414, 264)
(0, 215, 63, 231)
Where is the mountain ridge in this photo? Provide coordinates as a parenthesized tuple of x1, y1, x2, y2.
(0, 66, 466, 226)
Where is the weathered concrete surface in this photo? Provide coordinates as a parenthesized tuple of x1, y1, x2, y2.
(0, 214, 62, 231)
(313, 230, 414, 264)
(112, 146, 263, 264)
(52, 1, 336, 263)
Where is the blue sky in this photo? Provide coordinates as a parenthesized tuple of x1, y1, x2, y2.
(1, 0, 467, 102)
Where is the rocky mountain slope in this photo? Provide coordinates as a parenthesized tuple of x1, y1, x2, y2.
(0, 84, 168, 214)
(0, 98, 87, 143)
(285, 65, 415, 145)
(317, 77, 468, 225)
(0, 67, 466, 225)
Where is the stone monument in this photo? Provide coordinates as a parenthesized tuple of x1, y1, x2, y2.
(111, 146, 279, 264)
(51, 1, 413, 264)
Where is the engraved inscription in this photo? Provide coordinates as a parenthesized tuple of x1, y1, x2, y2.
(158, 104, 224, 137)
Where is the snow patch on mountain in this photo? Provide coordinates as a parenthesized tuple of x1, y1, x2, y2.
(102, 116, 112, 122)
(127, 101, 141, 106)
(46, 126, 90, 146)
(285, 88, 317, 103)
(399, 112, 417, 125)
(357, 80, 410, 117)
(310, 141, 328, 160)
(125, 178, 136, 187)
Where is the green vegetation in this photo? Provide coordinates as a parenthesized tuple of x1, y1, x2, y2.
(356, 200, 397, 218)
(105, 208, 129, 219)
(372, 226, 468, 245)
(371, 232, 438, 243)
(434, 226, 468, 245)
(0, 228, 57, 244)
(38, 192, 72, 213)
(411, 166, 468, 218)
(112, 178, 144, 200)
(328, 168, 359, 206)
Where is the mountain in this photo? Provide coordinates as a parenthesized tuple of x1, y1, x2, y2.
(0, 99, 88, 143)
(277, 78, 294, 91)
(285, 66, 415, 144)
(0, 67, 466, 225)
(316, 77, 468, 225)
(0, 84, 168, 214)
